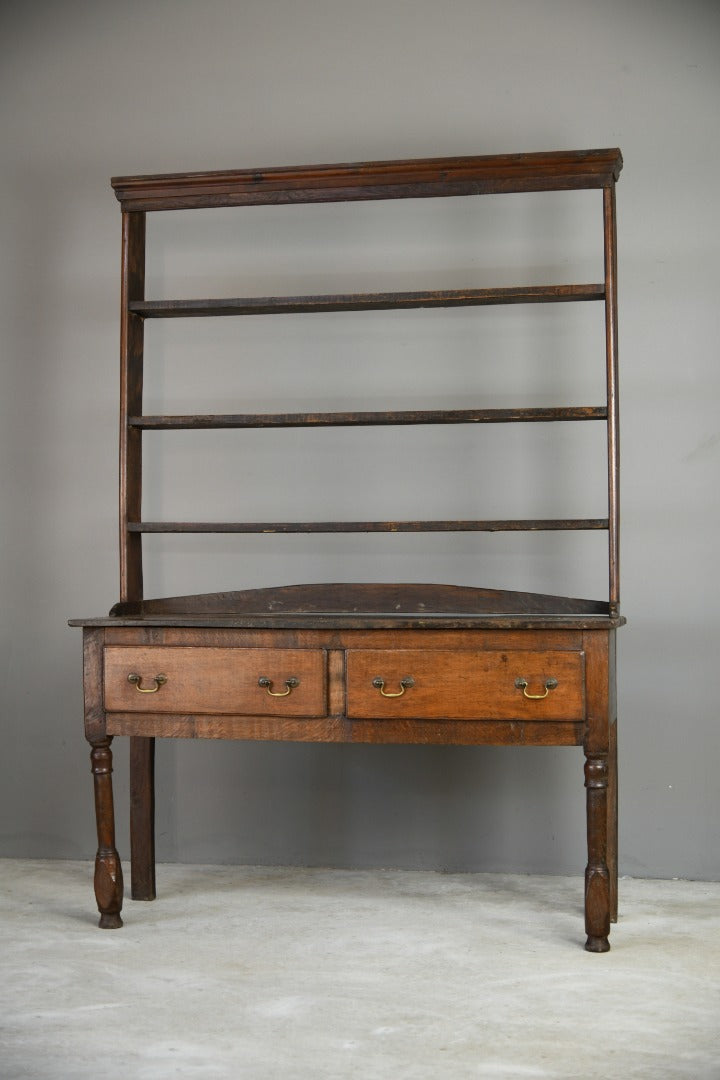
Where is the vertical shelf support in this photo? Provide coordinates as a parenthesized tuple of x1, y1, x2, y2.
(603, 182, 620, 618)
(119, 210, 156, 900)
(120, 210, 146, 603)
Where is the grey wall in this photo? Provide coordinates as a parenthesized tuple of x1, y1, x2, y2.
(1, 0, 718, 880)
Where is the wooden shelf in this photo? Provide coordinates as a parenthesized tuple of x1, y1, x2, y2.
(129, 284, 605, 319)
(128, 406, 608, 430)
(70, 584, 624, 630)
(129, 519, 609, 534)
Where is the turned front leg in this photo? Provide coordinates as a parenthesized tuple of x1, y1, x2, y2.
(584, 753, 610, 952)
(89, 737, 124, 928)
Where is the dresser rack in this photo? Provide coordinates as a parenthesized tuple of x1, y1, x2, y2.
(71, 148, 624, 951)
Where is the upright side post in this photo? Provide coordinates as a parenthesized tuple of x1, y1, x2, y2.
(603, 183, 620, 618)
(119, 211, 156, 901)
(120, 210, 145, 601)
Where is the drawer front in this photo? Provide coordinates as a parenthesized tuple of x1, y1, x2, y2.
(104, 646, 326, 717)
(346, 649, 584, 721)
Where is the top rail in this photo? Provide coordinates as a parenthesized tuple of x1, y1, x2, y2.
(112, 149, 623, 211)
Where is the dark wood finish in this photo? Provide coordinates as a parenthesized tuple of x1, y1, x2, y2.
(129, 406, 606, 429)
(130, 736, 155, 901)
(82, 618, 616, 939)
(128, 518, 609, 534)
(112, 148, 622, 211)
(101, 623, 589, 650)
(107, 712, 584, 747)
(584, 752, 610, 951)
(118, 211, 158, 902)
(129, 406, 607, 429)
(73, 149, 624, 950)
(105, 583, 613, 620)
(608, 713, 618, 923)
(89, 737, 123, 929)
(582, 630, 613, 951)
(119, 211, 145, 605)
(347, 718, 584, 747)
(129, 284, 605, 319)
(607, 630, 619, 923)
(82, 628, 106, 742)
(604, 184, 621, 618)
(78, 613, 620, 632)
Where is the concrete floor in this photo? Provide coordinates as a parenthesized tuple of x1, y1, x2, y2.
(1, 861, 718, 1079)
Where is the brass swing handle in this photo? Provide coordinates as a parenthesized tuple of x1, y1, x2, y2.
(128, 673, 167, 693)
(372, 676, 415, 698)
(258, 676, 300, 698)
(515, 676, 558, 700)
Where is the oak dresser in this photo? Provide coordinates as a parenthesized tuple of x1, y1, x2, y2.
(71, 149, 624, 951)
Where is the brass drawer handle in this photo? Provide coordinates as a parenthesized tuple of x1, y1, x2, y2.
(515, 676, 558, 700)
(258, 676, 300, 697)
(372, 676, 415, 698)
(128, 673, 167, 694)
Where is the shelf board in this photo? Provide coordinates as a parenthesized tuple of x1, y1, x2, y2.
(128, 284, 605, 319)
(128, 519, 609, 534)
(129, 406, 608, 430)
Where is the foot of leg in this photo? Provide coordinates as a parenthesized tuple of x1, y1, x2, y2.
(584, 866, 610, 952)
(95, 851, 124, 929)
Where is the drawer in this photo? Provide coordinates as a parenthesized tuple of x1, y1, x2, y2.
(103, 646, 327, 717)
(346, 649, 584, 721)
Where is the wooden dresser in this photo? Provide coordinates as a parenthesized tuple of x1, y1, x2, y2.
(71, 149, 624, 951)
